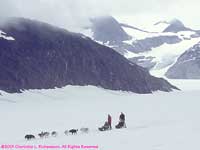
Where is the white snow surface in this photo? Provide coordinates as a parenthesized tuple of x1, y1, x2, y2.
(0, 30, 15, 41)
(0, 80, 200, 150)
(124, 50, 140, 58)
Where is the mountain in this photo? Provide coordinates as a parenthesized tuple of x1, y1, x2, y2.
(87, 16, 183, 55)
(119, 23, 182, 53)
(121, 19, 198, 54)
(90, 16, 131, 45)
(163, 19, 193, 33)
(0, 17, 178, 93)
(165, 42, 200, 79)
(86, 16, 200, 73)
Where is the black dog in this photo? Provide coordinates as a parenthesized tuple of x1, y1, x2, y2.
(69, 129, 78, 135)
(38, 132, 50, 138)
(25, 134, 35, 140)
(51, 131, 58, 137)
(38, 132, 44, 138)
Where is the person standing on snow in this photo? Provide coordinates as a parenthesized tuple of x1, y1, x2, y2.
(115, 112, 126, 129)
(119, 112, 126, 128)
(119, 112, 125, 123)
(108, 114, 112, 129)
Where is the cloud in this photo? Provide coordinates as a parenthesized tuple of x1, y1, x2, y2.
(0, 0, 109, 31)
(0, 0, 199, 31)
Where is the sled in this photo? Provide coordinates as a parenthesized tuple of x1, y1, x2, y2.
(98, 126, 110, 131)
(115, 122, 126, 129)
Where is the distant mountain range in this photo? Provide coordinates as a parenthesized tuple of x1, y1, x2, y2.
(0, 17, 178, 93)
(83, 16, 200, 79)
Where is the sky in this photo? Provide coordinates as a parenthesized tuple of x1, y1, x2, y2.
(0, 0, 199, 31)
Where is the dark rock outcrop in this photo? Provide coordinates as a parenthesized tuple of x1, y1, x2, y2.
(0, 17, 178, 93)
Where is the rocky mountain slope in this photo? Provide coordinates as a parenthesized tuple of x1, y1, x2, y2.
(166, 42, 200, 79)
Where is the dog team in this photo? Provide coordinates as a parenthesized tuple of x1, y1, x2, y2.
(25, 128, 88, 140)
